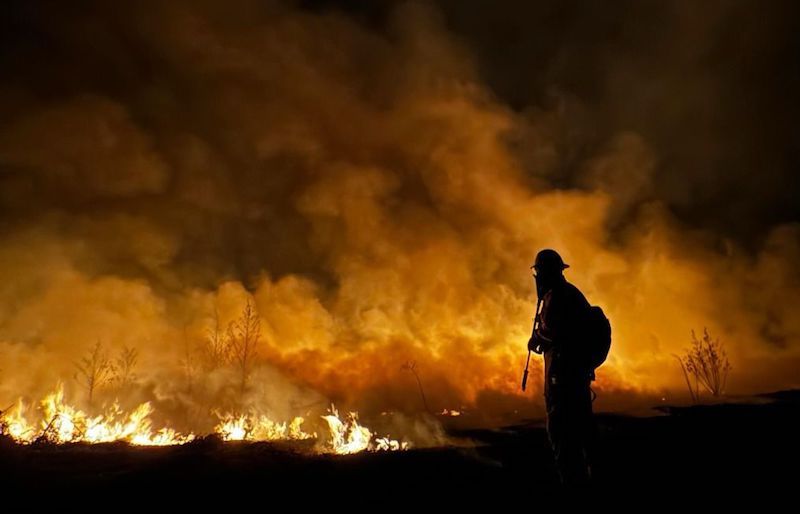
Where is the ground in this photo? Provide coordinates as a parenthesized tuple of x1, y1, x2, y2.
(1, 391, 797, 506)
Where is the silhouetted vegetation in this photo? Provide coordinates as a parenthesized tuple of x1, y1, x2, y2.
(231, 301, 261, 395)
(402, 360, 430, 414)
(113, 346, 139, 390)
(193, 301, 263, 398)
(74, 341, 114, 406)
(674, 328, 732, 402)
(202, 309, 233, 371)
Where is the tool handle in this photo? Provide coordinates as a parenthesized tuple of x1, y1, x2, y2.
(521, 293, 543, 391)
(521, 351, 531, 391)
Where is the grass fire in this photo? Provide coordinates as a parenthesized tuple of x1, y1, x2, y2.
(0, 0, 798, 502)
(1, 384, 410, 455)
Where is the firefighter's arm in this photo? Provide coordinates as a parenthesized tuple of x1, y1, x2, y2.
(533, 294, 565, 352)
(528, 328, 553, 354)
(528, 296, 558, 353)
(527, 316, 551, 354)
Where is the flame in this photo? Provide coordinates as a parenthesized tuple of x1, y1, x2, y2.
(214, 413, 315, 442)
(1, 387, 410, 453)
(0, 384, 195, 446)
(320, 405, 409, 454)
(215, 414, 249, 441)
(2, 399, 35, 442)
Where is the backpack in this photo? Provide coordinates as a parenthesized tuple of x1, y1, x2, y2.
(584, 305, 611, 375)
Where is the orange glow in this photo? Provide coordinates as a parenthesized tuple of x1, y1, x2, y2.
(1, 386, 409, 453)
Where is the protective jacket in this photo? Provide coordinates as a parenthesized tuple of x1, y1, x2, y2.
(532, 275, 592, 387)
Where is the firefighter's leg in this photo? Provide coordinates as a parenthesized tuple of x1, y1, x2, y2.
(548, 383, 592, 486)
(545, 385, 567, 484)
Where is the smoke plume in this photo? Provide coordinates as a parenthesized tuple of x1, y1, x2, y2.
(0, 0, 797, 429)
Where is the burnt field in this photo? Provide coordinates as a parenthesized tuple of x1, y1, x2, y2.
(2, 391, 797, 503)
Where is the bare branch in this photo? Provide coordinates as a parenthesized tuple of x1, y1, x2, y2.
(74, 340, 114, 407)
(402, 360, 431, 414)
(231, 301, 262, 395)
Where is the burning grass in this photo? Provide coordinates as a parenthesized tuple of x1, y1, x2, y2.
(0, 385, 410, 455)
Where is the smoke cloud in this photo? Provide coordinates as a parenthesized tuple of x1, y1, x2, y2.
(0, 0, 797, 429)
